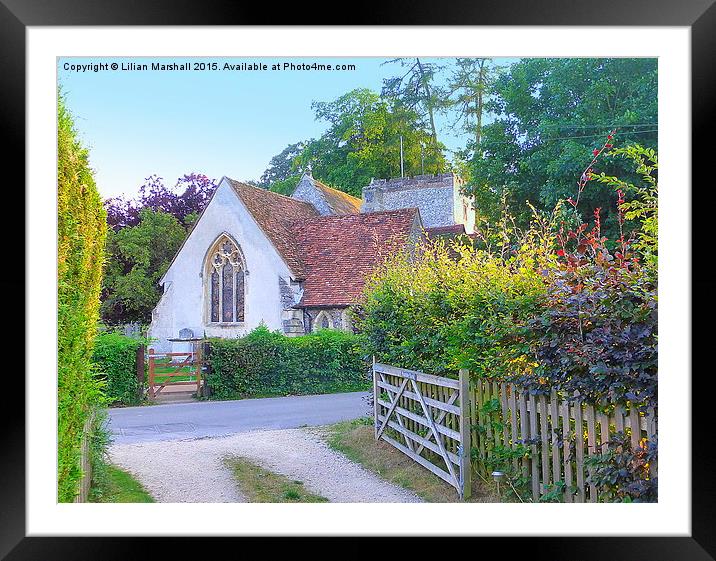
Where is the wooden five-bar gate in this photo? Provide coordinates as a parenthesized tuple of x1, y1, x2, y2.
(373, 360, 657, 502)
(373, 360, 471, 500)
(147, 343, 204, 399)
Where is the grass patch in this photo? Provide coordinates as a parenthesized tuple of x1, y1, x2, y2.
(325, 418, 499, 503)
(226, 457, 329, 503)
(89, 464, 155, 503)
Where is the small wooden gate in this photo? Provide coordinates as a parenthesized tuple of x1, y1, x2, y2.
(147, 343, 204, 399)
(372, 360, 471, 499)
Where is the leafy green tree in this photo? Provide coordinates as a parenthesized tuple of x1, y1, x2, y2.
(266, 175, 302, 196)
(593, 144, 658, 271)
(468, 58, 657, 237)
(101, 209, 186, 324)
(58, 94, 108, 501)
(296, 88, 447, 196)
(259, 141, 306, 187)
(381, 57, 445, 147)
(446, 57, 498, 150)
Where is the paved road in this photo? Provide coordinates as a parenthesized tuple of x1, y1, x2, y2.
(107, 391, 371, 444)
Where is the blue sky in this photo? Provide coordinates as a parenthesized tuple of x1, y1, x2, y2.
(58, 57, 512, 199)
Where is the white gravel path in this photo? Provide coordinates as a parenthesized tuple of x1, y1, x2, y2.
(108, 427, 422, 503)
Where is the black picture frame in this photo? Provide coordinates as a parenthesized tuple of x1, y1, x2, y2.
(3, 0, 713, 558)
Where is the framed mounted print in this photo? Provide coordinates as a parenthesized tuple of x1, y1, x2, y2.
(4, 0, 714, 558)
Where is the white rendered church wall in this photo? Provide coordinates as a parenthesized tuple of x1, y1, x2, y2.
(148, 179, 292, 351)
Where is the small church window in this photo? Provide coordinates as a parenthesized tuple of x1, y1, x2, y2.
(206, 235, 246, 323)
(314, 310, 332, 331)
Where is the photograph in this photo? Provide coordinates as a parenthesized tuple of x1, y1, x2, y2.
(6, 8, 708, 555)
(57, 54, 659, 506)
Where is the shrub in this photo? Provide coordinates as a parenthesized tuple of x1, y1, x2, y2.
(516, 142, 658, 410)
(585, 433, 658, 502)
(355, 237, 549, 379)
(58, 94, 108, 502)
(92, 332, 146, 405)
(206, 326, 369, 399)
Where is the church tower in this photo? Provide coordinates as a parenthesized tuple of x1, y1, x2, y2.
(361, 173, 475, 234)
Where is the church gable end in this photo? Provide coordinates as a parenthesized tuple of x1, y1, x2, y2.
(291, 173, 362, 216)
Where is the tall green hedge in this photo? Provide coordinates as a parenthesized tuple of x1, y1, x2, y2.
(206, 326, 369, 399)
(58, 94, 108, 502)
(92, 332, 145, 405)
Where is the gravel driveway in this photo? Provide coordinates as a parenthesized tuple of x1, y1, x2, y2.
(108, 427, 422, 503)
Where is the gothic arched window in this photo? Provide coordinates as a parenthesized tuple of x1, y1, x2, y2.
(313, 310, 332, 332)
(206, 236, 245, 323)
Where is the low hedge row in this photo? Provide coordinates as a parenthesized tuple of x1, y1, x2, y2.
(206, 326, 369, 399)
(92, 332, 145, 405)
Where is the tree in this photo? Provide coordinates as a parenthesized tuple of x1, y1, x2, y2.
(101, 209, 187, 324)
(467, 58, 658, 238)
(296, 88, 447, 196)
(105, 173, 217, 231)
(446, 58, 498, 152)
(58, 95, 108, 501)
(259, 141, 306, 187)
(593, 144, 658, 272)
(381, 58, 445, 148)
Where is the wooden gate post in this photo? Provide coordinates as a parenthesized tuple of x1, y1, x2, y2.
(136, 345, 145, 401)
(459, 368, 472, 500)
(372, 356, 379, 440)
(148, 348, 155, 399)
(195, 341, 202, 397)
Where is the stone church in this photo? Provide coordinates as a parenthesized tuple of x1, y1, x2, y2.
(148, 172, 474, 351)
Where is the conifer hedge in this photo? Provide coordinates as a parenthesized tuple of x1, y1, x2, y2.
(57, 95, 108, 502)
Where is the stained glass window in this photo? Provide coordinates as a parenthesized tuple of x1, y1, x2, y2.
(236, 271, 245, 322)
(206, 235, 245, 323)
(210, 271, 220, 322)
(321, 315, 330, 329)
(222, 263, 234, 322)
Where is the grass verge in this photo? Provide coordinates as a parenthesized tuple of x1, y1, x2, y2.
(226, 457, 329, 503)
(324, 417, 499, 503)
(89, 464, 155, 503)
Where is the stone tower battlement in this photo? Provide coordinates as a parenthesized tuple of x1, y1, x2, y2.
(361, 173, 474, 234)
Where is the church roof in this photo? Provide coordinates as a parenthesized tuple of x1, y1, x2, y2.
(424, 224, 466, 238)
(310, 178, 362, 215)
(292, 208, 421, 307)
(226, 179, 420, 306)
(227, 179, 319, 278)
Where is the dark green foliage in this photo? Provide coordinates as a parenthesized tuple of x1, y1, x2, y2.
(259, 142, 306, 187)
(101, 208, 186, 323)
(58, 94, 108, 502)
(206, 326, 369, 399)
(520, 256, 658, 410)
(468, 58, 657, 238)
(92, 332, 146, 405)
(266, 174, 302, 196)
(585, 432, 657, 502)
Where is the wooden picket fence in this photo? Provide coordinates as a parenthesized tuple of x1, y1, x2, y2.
(372, 360, 658, 502)
(372, 361, 471, 499)
(470, 379, 657, 502)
